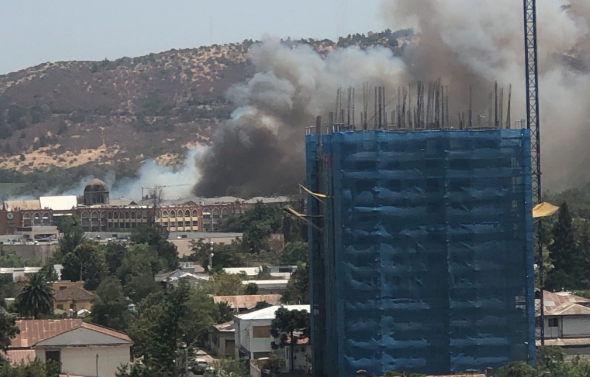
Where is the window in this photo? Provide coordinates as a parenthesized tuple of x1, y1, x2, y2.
(136, 211, 141, 219)
(108, 211, 113, 219)
(221, 208, 229, 218)
(45, 350, 60, 364)
(170, 210, 176, 218)
(192, 221, 198, 226)
(142, 210, 147, 219)
(162, 210, 168, 218)
(252, 326, 271, 338)
(70, 303, 76, 310)
(203, 211, 211, 219)
(131, 211, 136, 219)
(170, 222, 176, 227)
(114, 211, 119, 219)
(212, 208, 220, 219)
(34, 213, 41, 226)
(192, 210, 198, 217)
(125, 211, 130, 219)
(42, 212, 50, 226)
(23, 213, 31, 227)
(185, 210, 190, 217)
(56, 304, 63, 310)
(548, 318, 559, 328)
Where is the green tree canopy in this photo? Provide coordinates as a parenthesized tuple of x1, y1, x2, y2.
(0, 248, 26, 268)
(15, 273, 54, 319)
(91, 276, 130, 331)
(206, 271, 244, 296)
(61, 242, 107, 290)
(131, 224, 178, 271)
(56, 215, 85, 257)
(281, 263, 309, 304)
(270, 307, 310, 372)
(279, 241, 308, 265)
(191, 240, 245, 272)
(104, 241, 128, 275)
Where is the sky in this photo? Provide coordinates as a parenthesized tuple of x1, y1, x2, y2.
(0, 0, 384, 75)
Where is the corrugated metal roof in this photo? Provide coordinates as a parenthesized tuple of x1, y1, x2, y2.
(543, 290, 590, 312)
(546, 302, 590, 316)
(4, 349, 35, 364)
(39, 196, 77, 210)
(214, 294, 282, 310)
(12, 319, 131, 348)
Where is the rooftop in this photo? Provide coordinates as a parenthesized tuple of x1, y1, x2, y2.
(11, 319, 131, 349)
(235, 305, 309, 321)
(543, 290, 590, 313)
(214, 294, 282, 310)
(53, 282, 95, 302)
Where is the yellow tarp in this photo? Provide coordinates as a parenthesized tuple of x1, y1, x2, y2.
(299, 184, 328, 199)
(533, 202, 559, 218)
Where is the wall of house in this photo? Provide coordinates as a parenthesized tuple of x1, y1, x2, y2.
(36, 345, 131, 377)
(563, 317, 590, 338)
(236, 318, 275, 359)
(54, 299, 93, 312)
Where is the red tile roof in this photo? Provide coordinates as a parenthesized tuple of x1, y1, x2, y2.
(11, 319, 131, 349)
(53, 283, 95, 302)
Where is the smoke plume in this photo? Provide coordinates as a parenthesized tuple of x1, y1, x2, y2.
(194, 0, 590, 196)
(380, 0, 590, 190)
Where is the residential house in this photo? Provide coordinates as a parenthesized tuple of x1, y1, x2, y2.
(224, 266, 297, 280)
(155, 269, 208, 288)
(0, 265, 63, 282)
(208, 321, 236, 357)
(7, 319, 132, 377)
(213, 294, 282, 313)
(235, 305, 309, 363)
(540, 290, 590, 356)
(53, 281, 95, 313)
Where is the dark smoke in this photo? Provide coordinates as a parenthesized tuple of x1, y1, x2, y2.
(194, 0, 590, 197)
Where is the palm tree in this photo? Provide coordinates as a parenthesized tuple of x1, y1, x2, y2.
(216, 301, 235, 324)
(16, 273, 54, 319)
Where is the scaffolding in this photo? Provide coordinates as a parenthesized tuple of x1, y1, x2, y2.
(307, 129, 535, 376)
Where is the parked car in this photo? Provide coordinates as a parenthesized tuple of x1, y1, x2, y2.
(191, 359, 209, 375)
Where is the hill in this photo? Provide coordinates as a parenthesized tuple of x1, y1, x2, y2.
(0, 29, 411, 195)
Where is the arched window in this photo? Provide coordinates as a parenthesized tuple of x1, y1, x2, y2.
(212, 208, 220, 219)
(113, 211, 119, 219)
(170, 210, 176, 218)
(142, 210, 147, 219)
(42, 212, 50, 226)
(131, 211, 136, 219)
(33, 213, 41, 226)
(101, 211, 107, 218)
(221, 208, 229, 218)
(81, 212, 89, 227)
(136, 211, 141, 219)
(192, 210, 198, 217)
(162, 210, 168, 218)
(184, 210, 190, 217)
(91, 211, 98, 220)
(125, 211, 130, 219)
(23, 213, 31, 227)
(107, 211, 113, 219)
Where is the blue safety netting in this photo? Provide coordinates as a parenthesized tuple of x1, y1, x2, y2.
(307, 129, 535, 376)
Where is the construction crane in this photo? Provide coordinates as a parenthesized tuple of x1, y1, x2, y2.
(523, 0, 543, 345)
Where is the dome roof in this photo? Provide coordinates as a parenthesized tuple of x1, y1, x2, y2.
(84, 178, 109, 193)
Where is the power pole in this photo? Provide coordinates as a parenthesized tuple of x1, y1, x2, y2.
(524, 0, 543, 346)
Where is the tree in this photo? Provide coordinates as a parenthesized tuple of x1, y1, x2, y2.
(216, 301, 235, 324)
(0, 248, 26, 267)
(254, 300, 272, 311)
(61, 242, 107, 290)
(182, 288, 219, 345)
(207, 271, 244, 296)
(56, 216, 85, 257)
(281, 263, 309, 304)
(243, 220, 272, 253)
(0, 359, 60, 377)
(547, 203, 578, 289)
(15, 273, 54, 319)
(497, 362, 535, 377)
(91, 277, 129, 331)
(191, 240, 245, 272)
(116, 244, 162, 302)
(0, 309, 19, 353)
(245, 282, 259, 295)
(38, 264, 58, 282)
(104, 241, 127, 275)
(213, 358, 248, 377)
(131, 224, 178, 271)
(128, 282, 190, 377)
(279, 242, 308, 265)
(270, 307, 310, 373)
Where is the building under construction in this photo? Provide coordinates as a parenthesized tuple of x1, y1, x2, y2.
(306, 85, 535, 376)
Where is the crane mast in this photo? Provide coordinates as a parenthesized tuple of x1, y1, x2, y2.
(524, 0, 543, 345)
